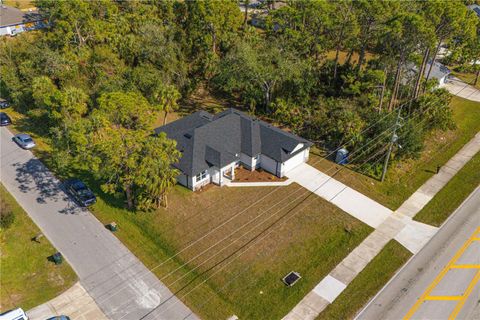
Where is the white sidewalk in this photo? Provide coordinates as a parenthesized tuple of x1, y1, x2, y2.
(27, 282, 107, 320)
(283, 132, 480, 320)
(397, 132, 480, 218)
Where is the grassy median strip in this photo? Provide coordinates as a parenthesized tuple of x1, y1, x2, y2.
(0, 184, 77, 311)
(414, 151, 480, 227)
(316, 240, 411, 320)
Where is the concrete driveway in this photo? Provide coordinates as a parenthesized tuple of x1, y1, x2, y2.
(0, 127, 198, 320)
(286, 163, 391, 228)
(444, 77, 480, 102)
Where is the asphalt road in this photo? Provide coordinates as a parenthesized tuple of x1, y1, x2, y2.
(0, 127, 198, 320)
(356, 187, 480, 320)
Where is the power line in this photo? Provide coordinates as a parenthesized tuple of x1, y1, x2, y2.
(69, 105, 399, 306)
(74, 82, 471, 319)
(137, 125, 409, 320)
(134, 86, 473, 319)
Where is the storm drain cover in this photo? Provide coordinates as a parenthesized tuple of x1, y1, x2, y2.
(282, 271, 301, 287)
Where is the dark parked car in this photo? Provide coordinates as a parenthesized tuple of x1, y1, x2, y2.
(0, 112, 12, 126)
(64, 179, 96, 207)
(0, 99, 10, 109)
(47, 316, 71, 320)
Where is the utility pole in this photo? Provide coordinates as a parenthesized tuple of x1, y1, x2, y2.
(381, 105, 403, 182)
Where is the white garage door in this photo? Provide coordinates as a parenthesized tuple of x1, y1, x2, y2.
(283, 150, 307, 174)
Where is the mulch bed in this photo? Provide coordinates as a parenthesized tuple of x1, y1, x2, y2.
(233, 166, 287, 182)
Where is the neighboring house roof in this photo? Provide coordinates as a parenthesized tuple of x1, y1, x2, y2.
(425, 61, 450, 81)
(0, 5, 42, 28)
(468, 4, 480, 18)
(154, 108, 313, 176)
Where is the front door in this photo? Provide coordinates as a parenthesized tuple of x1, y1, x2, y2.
(210, 168, 221, 185)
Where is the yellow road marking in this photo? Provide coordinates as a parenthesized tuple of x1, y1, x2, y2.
(448, 270, 480, 320)
(425, 296, 462, 301)
(472, 237, 480, 241)
(403, 227, 480, 320)
(450, 264, 480, 269)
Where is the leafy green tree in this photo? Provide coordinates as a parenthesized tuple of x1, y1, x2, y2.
(151, 84, 181, 125)
(413, 88, 454, 131)
(214, 39, 304, 111)
(382, 11, 433, 111)
(424, 1, 476, 82)
(328, 0, 359, 82)
(180, 0, 242, 76)
(83, 92, 179, 210)
(352, 0, 391, 71)
(135, 135, 180, 209)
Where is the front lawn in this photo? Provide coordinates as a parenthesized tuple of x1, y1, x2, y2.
(309, 96, 480, 210)
(0, 184, 77, 311)
(89, 183, 372, 319)
(414, 151, 480, 226)
(316, 240, 412, 320)
(3, 105, 371, 319)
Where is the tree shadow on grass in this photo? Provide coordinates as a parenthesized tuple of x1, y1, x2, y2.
(13, 110, 51, 138)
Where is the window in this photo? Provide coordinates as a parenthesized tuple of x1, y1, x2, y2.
(195, 170, 207, 182)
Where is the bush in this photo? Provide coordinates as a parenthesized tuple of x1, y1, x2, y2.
(0, 199, 15, 229)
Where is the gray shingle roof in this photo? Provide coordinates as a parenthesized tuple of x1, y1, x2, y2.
(425, 61, 450, 80)
(0, 5, 42, 28)
(154, 108, 312, 176)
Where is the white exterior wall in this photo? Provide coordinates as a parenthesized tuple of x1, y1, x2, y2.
(0, 26, 11, 36)
(281, 148, 310, 176)
(192, 170, 211, 191)
(260, 154, 279, 176)
(209, 167, 220, 185)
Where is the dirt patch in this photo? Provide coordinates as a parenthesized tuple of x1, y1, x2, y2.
(233, 166, 287, 182)
(48, 272, 65, 286)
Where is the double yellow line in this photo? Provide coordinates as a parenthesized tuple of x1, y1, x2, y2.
(403, 227, 480, 320)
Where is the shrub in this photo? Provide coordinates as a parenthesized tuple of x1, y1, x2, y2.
(0, 199, 15, 229)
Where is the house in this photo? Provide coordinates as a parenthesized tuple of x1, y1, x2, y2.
(424, 61, 450, 87)
(468, 4, 480, 19)
(154, 108, 312, 191)
(0, 5, 46, 37)
(404, 61, 450, 88)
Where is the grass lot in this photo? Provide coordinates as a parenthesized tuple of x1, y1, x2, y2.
(3, 0, 34, 10)
(2, 105, 373, 318)
(317, 240, 412, 320)
(0, 184, 77, 311)
(414, 151, 480, 226)
(87, 182, 371, 319)
(309, 96, 480, 210)
(325, 50, 375, 65)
